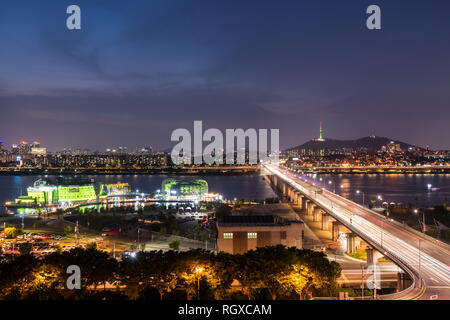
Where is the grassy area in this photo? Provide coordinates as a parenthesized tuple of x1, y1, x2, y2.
(346, 249, 390, 263)
(346, 250, 367, 261)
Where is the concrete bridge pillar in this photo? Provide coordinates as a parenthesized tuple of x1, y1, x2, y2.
(301, 197, 307, 211)
(288, 187, 294, 202)
(396, 273, 412, 292)
(307, 202, 315, 216)
(271, 175, 278, 192)
(346, 234, 357, 254)
(290, 190, 297, 205)
(313, 207, 322, 222)
(332, 221, 341, 241)
(366, 248, 383, 265)
(321, 213, 330, 231)
(296, 193, 303, 209)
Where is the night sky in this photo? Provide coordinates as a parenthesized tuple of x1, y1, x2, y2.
(0, 0, 449, 151)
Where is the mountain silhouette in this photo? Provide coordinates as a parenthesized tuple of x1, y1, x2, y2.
(287, 136, 420, 152)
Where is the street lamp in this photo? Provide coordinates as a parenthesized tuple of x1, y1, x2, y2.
(418, 239, 422, 287)
(380, 231, 383, 248)
(195, 267, 204, 300)
(356, 190, 365, 206)
(360, 264, 365, 299)
(328, 180, 336, 193)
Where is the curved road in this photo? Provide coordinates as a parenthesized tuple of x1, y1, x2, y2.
(265, 164, 450, 300)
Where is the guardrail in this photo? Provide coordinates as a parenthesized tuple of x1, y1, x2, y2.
(321, 188, 450, 252)
(267, 166, 427, 300)
(320, 202, 423, 300)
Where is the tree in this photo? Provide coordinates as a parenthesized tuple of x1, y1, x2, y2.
(236, 246, 341, 300)
(214, 204, 232, 220)
(4, 227, 19, 239)
(54, 244, 62, 254)
(14, 264, 63, 299)
(45, 247, 118, 291)
(237, 245, 295, 300)
(177, 250, 234, 300)
(169, 240, 180, 251)
(0, 254, 40, 297)
(19, 242, 33, 255)
(85, 242, 97, 250)
(63, 225, 73, 236)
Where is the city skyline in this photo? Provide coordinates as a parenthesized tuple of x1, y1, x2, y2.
(0, 1, 449, 304)
(1, 1, 450, 151)
(0, 121, 447, 153)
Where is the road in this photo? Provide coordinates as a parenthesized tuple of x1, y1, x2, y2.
(265, 164, 450, 300)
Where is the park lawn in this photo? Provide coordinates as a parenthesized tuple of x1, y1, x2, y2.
(346, 249, 367, 261)
(346, 249, 390, 263)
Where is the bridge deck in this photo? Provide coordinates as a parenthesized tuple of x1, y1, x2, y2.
(265, 164, 450, 300)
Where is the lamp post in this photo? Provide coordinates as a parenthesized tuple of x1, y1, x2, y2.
(380, 231, 383, 248)
(356, 190, 365, 206)
(21, 215, 25, 235)
(418, 239, 421, 278)
(360, 264, 365, 299)
(414, 208, 426, 233)
(195, 267, 204, 300)
(328, 180, 335, 193)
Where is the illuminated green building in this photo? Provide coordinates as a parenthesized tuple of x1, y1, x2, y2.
(17, 176, 101, 205)
(161, 178, 208, 198)
(12, 177, 131, 206)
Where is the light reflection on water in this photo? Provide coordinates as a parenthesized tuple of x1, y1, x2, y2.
(305, 173, 450, 206)
(2, 173, 449, 214)
(0, 174, 276, 214)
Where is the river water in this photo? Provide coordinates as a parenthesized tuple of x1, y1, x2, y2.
(1, 173, 449, 214)
(0, 174, 276, 214)
(304, 173, 450, 207)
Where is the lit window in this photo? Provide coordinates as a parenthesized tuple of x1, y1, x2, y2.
(223, 232, 233, 239)
(280, 231, 287, 240)
(247, 232, 257, 239)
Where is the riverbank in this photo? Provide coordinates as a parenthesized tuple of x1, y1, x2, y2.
(0, 166, 260, 175)
(288, 166, 450, 174)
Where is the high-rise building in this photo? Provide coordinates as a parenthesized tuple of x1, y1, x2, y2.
(18, 141, 31, 155)
(11, 144, 19, 155)
(31, 147, 47, 155)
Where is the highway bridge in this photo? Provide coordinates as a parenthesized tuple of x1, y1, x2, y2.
(284, 164, 450, 174)
(264, 164, 450, 300)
